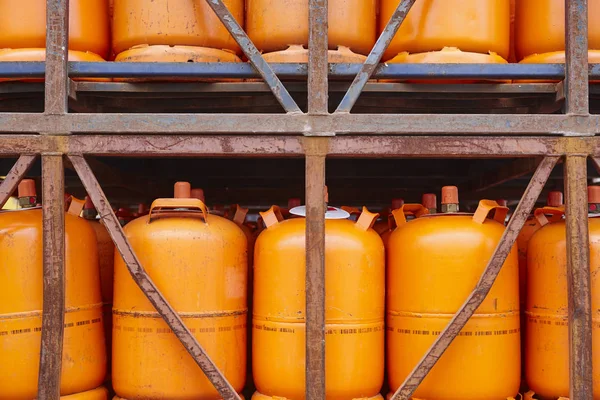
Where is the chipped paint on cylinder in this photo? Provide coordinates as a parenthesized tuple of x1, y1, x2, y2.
(112, 184, 247, 399)
(252, 206, 384, 400)
(387, 200, 520, 400)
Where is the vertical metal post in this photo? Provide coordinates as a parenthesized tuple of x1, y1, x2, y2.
(304, 138, 329, 400)
(564, 155, 593, 400)
(565, 0, 589, 116)
(38, 154, 65, 400)
(38, 0, 69, 397)
(308, 0, 329, 114)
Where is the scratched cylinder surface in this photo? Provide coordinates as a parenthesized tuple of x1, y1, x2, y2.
(252, 207, 384, 400)
(111, 0, 244, 56)
(526, 216, 600, 398)
(0, 208, 106, 400)
(112, 194, 247, 399)
(387, 203, 520, 400)
(246, 0, 377, 56)
(380, 0, 510, 62)
(0, 0, 110, 59)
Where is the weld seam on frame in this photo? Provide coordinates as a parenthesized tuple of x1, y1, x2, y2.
(0, 302, 104, 319)
(113, 309, 248, 318)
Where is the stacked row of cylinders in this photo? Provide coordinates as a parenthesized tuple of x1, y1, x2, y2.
(0, 181, 597, 399)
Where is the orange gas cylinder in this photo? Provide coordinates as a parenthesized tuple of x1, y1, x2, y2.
(112, 182, 247, 400)
(63, 386, 109, 400)
(111, 0, 244, 56)
(387, 188, 520, 400)
(514, 0, 600, 61)
(0, 0, 110, 58)
(385, 47, 508, 84)
(380, 0, 510, 62)
(525, 186, 600, 398)
(0, 49, 107, 82)
(246, 0, 377, 56)
(253, 205, 384, 400)
(0, 180, 106, 400)
(82, 197, 115, 373)
(517, 191, 564, 321)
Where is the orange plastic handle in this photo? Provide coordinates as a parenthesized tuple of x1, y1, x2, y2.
(392, 204, 429, 227)
(355, 207, 379, 231)
(534, 206, 565, 227)
(232, 204, 249, 225)
(260, 205, 284, 229)
(472, 200, 509, 224)
(67, 196, 85, 216)
(148, 198, 208, 223)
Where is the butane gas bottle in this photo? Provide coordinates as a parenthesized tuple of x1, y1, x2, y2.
(253, 203, 384, 400)
(112, 182, 247, 400)
(0, 180, 106, 399)
(526, 186, 600, 398)
(380, 0, 510, 61)
(387, 186, 520, 400)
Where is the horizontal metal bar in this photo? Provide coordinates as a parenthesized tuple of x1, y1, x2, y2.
(0, 135, 597, 157)
(1, 62, 600, 80)
(0, 113, 597, 135)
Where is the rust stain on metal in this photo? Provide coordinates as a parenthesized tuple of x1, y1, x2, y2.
(43, 0, 70, 118)
(565, 0, 590, 117)
(564, 155, 593, 400)
(390, 156, 559, 400)
(304, 137, 329, 400)
(38, 154, 66, 400)
(68, 154, 241, 400)
(0, 154, 37, 208)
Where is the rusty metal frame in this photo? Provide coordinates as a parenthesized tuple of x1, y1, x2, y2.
(0, 0, 595, 399)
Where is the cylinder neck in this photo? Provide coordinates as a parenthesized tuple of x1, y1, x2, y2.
(588, 186, 600, 214)
(17, 179, 37, 209)
(82, 196, 97, 220)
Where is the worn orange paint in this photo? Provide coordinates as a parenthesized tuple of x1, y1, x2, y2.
(0, 0, 110, 58)
(246, 0, 377, 56)
(380, 0, 510, 61)
(253, 206, 384, 400)
(0, 184, 106, 399)
(112, 0, 244, 56)
(387, 200, 520, 400)
(514, 0, 600, 61)
(526, 197, 600, 398)
(112, 183, 247, 400)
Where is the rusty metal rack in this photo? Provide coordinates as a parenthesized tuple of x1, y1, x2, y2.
(0, 0, 597, 399)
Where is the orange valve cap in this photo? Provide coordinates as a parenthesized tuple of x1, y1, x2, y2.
(18, 179, 36, 198)
(441, 186, 459, 204)
(288, 198, 302, 209)
(496, 199, 508, 207)
(84, 196, 95, 210)
(191, 188, 205, 202)
(391, 198, 405, 210)
(547, 191, 564, 207)
(422, 193, 437, 209)
(588, 186, 600, 204)
(174, 182, 191, 198)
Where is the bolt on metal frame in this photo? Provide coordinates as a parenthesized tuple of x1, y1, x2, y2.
(0, 0, 595, 400)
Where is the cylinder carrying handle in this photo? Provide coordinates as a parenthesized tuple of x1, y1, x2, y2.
(260, 205, 284, 228)
(472, 200, 509, 224)
(355, 207, 379, 231)
(534, 206, 565, 227)
(392, 204, 429, 228)
(148, 198, 209, 223)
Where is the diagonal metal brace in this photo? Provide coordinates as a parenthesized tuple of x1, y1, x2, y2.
(201, 0, 302, 114)
(0, 154, 37, 208)
(335, 0, 416, 113)
(68, 154, 241, 400)
(390, 156, 559, 400)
